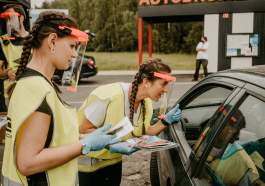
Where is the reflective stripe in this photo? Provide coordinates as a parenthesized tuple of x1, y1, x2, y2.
(2, 176, 22, 186)
(75, 173, 78, 186)
(78, 156, 102, 166)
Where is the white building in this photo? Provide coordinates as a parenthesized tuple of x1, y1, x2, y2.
(138, 0, 265, 72)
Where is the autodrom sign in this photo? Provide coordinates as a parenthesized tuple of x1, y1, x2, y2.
(139, 0, 244, 6)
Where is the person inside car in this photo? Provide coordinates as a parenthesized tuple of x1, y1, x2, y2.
(206, 109, 264, 185)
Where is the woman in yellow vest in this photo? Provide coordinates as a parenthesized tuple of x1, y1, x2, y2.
(78, 59, 182, 186)
(2, 11, 116, 186)
(0, 4, 29, 105)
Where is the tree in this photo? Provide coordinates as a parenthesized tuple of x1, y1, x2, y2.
(40, 0, 202, 54)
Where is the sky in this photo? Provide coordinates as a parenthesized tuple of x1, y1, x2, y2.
(31, 0, 54, 8)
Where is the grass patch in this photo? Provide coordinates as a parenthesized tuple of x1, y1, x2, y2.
(87, 52, 196, 70)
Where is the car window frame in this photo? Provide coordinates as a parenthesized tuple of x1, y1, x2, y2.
(167, 78, 246, 186)
(196, 85, 265, 185)
(191, 87, 246, 177)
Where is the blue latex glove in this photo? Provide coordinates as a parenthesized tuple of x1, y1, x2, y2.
(164, 104, 182, 125)
(80, 124, 118, 154)
(109, 141, 138, 155)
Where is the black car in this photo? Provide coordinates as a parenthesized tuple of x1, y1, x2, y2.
(53, 55, 97, 84)
(151, 66, 265, 186)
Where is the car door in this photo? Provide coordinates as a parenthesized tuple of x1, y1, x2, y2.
(196, 84, 265, 186)
(157, 78, 244, 186)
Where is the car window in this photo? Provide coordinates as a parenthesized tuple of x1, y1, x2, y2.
(201, 95, 265, 186)
(181, 86, 233, 145)
(238, 96, 265, 143)
(186, 87, 232, 108)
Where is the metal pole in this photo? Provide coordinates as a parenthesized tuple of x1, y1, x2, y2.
(30, 0, 35, 9)
(148, 23, 153, 61)
(138, 16, 143, 65)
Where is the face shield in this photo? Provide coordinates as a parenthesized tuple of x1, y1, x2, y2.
(153, 72, 176, 115)
(58, 26, 89, 92)
(0, 12, 20, 36)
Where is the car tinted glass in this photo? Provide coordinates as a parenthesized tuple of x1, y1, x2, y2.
(186, 87, 232, 107)
(238, 96, 265, 143)
(202, 95, 265, 186)
(182, 87, 232, 149)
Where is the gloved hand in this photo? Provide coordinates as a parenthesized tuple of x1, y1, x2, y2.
(109, 141, 138, 155)
(164, 104, 182, 125)
(80, 124, 118, 154)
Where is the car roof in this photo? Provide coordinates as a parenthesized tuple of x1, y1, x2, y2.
(209, 65, 265, 89)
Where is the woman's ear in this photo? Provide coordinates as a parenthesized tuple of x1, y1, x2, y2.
(47, 33, 58, 52)
(142, 78, 151, 88)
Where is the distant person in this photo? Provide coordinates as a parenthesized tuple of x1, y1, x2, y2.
(192, 36, 209, 81)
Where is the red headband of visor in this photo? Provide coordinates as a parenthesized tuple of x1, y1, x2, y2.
(154, 72, 176, 81)
(58, 25, 88, 43)
(0, 12, 20, 18)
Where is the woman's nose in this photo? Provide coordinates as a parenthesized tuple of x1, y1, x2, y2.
(72, 49, 78, 58)
(164, 86, 168, 93)
(163, 85, 169, 93)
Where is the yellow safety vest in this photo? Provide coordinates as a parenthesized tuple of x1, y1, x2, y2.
(2, 76, 79, 186)
(77, 83, 153, 172)
(0, 34, 23, 99)
(210, 145, 259, 185)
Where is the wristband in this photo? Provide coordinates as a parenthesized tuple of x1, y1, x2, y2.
(161, 118, 170, 126)
(158, 114, 170, 126)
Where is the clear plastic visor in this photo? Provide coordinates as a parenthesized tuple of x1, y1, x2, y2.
(61, 41, 87, 93)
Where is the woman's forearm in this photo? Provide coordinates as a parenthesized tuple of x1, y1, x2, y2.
(146, 120, 166, 135)
(17, 142, 83, 176)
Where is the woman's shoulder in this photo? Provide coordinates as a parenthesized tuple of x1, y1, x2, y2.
(91, 82, 124, 99)
(16, 76, 53, 93)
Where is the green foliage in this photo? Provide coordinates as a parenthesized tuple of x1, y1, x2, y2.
(41, 0, 203, 54)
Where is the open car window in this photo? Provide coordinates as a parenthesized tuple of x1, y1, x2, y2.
(171, 85, 234, 171)
(181, 86, 233, 145)
(186, 87, 232, 108)
(201, 95, 265, 186)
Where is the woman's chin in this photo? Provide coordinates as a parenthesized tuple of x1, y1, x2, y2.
(152, 96, 160, 102)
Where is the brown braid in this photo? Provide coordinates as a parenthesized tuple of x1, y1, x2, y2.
(8, 11, 78, 97)
(129, 58, 171, 134)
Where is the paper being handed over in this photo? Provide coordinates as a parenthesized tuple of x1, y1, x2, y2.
(108, 116, 134, 140)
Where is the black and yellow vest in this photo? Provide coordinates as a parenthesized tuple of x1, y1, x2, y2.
(2, 76, 79, 186)
(77, 83, 153, 172)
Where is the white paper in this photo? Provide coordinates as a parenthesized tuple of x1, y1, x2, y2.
(108, 117, 134, 140)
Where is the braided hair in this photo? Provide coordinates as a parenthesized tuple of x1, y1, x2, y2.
(8, 11, 77, 97)
(129, 58, 171, 128)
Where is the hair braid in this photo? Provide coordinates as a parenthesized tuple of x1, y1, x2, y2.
(16, 37, 33, 79)
(141, 99, 146, 133)
(7, 35, 33, 97)
(129, 72, 140, 124)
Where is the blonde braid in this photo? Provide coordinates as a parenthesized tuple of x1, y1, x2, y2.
(129, 72, 140, 124)
(129, 66, 146, 136)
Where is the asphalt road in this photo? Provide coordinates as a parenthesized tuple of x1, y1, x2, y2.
(60, 74, 196, 108)
(0, 74, 196, 185)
